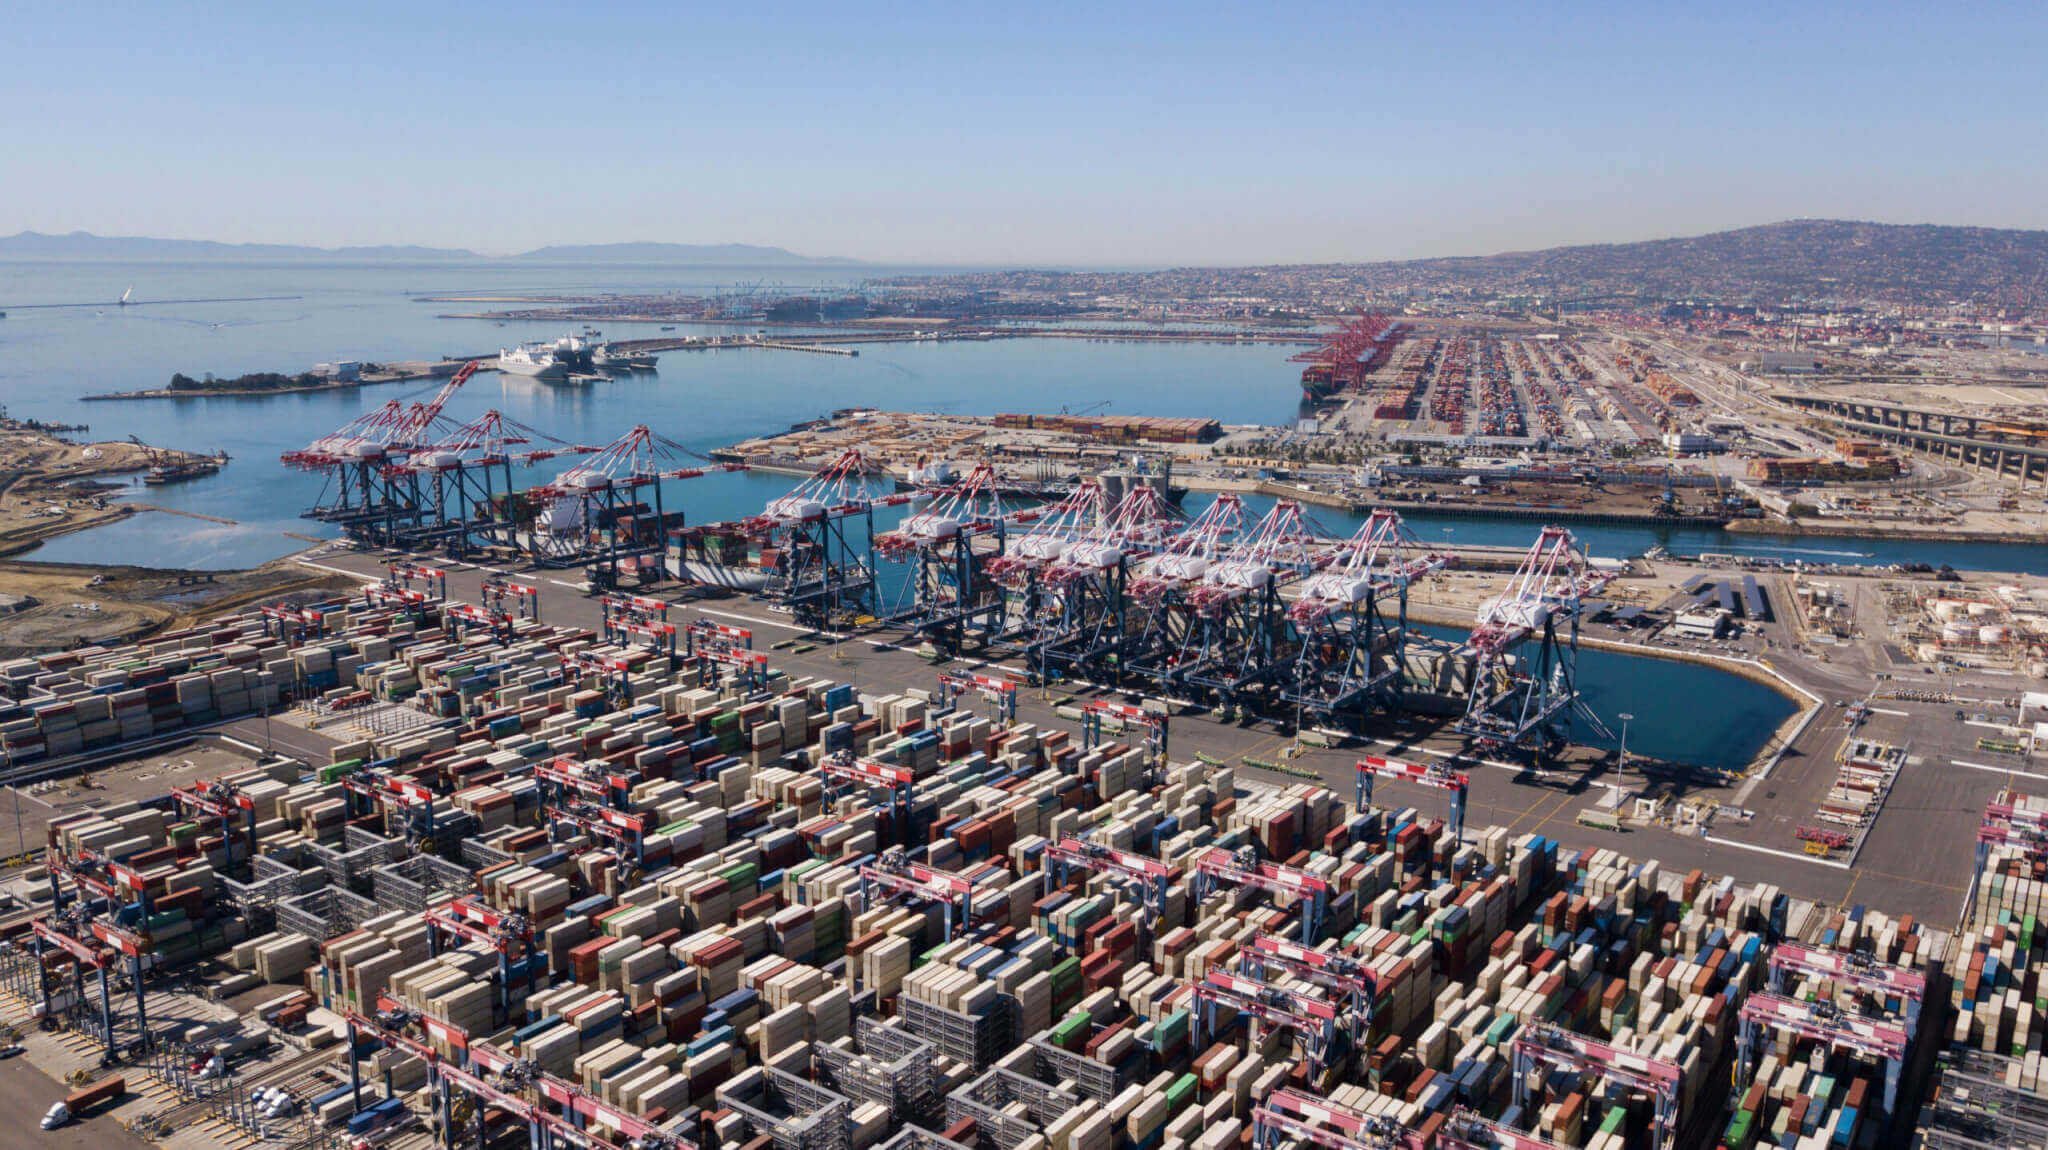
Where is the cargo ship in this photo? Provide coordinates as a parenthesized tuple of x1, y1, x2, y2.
(1296, 317, 1406, 403)
(144, 454, 225, 485)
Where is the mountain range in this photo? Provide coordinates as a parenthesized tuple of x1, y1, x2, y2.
(0, 231, 850, 266)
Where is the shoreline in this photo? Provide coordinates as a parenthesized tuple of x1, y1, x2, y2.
(81, 361, 485, 401)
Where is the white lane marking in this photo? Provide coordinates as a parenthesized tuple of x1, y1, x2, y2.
(1869, 707, 1910, 717)
(1699, 833, 1853, 870)
(1949, 759, 2045, 778)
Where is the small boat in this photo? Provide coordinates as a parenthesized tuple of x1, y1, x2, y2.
(660, 325, 675, 331)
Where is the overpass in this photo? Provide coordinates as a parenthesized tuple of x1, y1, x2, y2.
(1776, 394, 2048, 488)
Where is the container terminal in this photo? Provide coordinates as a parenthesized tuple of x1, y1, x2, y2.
(0, 564, 2027, 1150)
(0, 379, 2038, 1150)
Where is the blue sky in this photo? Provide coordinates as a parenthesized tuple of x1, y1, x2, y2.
(7, 2, 2043, 265)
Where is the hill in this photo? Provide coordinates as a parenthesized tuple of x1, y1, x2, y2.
(1320, 219, 2048, 304)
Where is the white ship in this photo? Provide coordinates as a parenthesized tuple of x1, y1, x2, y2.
(498, 342, 568, 381)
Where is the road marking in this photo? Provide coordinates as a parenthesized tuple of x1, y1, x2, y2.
(1698, 833, 1852, 869)
(1949, 759, 2045, 778)
(1869, 707, 1910, 717)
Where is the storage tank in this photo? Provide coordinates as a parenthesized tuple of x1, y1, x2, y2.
(1932, 600, 1965, 622)
(1941, 622, 1974, 642)
(1981, 626, 2012, 644)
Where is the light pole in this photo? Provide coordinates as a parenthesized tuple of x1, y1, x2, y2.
(1617, 712, 1634, 794)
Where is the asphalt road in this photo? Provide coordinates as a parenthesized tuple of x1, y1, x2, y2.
(0, 1055, 152, 1150)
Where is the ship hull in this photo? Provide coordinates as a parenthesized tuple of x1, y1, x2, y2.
(498, 357, 568, 381)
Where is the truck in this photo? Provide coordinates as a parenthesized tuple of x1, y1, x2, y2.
(41, 1075, 125, 1128)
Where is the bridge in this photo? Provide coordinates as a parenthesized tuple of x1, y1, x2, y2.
(1776, 393, 2048, 488)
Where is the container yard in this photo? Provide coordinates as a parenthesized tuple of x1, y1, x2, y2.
(0, 570, 2021, 1150)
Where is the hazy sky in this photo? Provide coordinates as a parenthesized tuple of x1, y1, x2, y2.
(8, 2, 2043, 266)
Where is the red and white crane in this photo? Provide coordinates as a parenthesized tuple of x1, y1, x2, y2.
(1189, 846, 1330, 943)
(1454, 526, 1612, 754)
(1251, 1088, 1426, 1150)
(857, 848, 979, 941)
(1183, 499, 1327, 615)
(1355, 755, 1470, 842)
(753, 448, 905, 526)
(1191, 968, 1345, 1076)
(1240, 933, 1380, 1044)
(1041, 836, 1176, 928)
(1129, 492, 1245, 602)
(1290, 508, 1448, 626)
(875, 462, 1010, 557)
(986, 481, 1108, 586)
(1041, 483, 1182, 586)
(1737, 990, 1912, 1115)
(1510, 1021, 1682, 1150)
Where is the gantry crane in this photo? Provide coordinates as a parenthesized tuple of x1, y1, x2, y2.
(1191, 969, 1346, 1077)
(344, 995, 691, 1150)
(524, 424, 746, 585)
(168, 778, 259, 871)
(818, 751, 917, 845)
(1190, 845, 1330, 943)
(1968, 789, 2048, 928)
(857, 847, 978, 941)
(1510, 1021, 1683, 1150)
(1030, 484, 1183, 681)
(749, 449, 904, 627)
(386, 562, 448, 601)
(1355, 755, 1469, 843)
(1077, 700, 1166, 762)
(1239, 933, 1379, 1046)
(285, 361, 482, 545)
(1438, 1108, 1576, 1150)
(1041, 836, 1175, 936)
(1142, 500, 1325, 716)
(878, 462, 1014, 654)
(1738, 943, 1925, 1116)
(1251, 1089, 1426, 1150)
(1251, 1091, 1422, 1150)
(544, 801, 651, 868)
(1454, 527, 1613, 757)
(1285, 508, 1449, 724)
(30, 914, 128, 1061)
(339, 768, 441, 848)
(480, 574, 541, 622)
(422, 897, 541, 1024)
(935, 670, 1018, 723)
(533, 757, 636, 810)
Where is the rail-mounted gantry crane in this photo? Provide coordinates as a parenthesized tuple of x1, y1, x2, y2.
(1510, 1021, 1683, 1150)
(857, 847, 979, 941)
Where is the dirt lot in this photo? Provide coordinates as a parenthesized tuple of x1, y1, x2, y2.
(0, 558, 356, 659)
